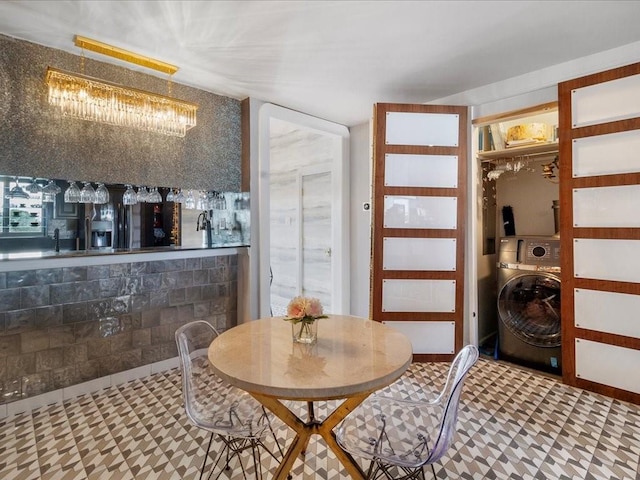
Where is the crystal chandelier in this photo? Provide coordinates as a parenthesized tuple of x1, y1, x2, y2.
(45, 67, 197, 137)
(44, 36, 197, 137)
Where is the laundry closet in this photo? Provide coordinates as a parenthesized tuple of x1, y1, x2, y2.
(474, 103, 561, 374)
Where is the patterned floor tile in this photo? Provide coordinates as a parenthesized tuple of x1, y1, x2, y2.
(1, 358, 640, 479)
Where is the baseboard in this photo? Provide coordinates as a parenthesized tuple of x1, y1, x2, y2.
(1, 356, 180, 419)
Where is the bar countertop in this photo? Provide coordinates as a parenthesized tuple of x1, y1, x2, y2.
(0, 245, 247, 272)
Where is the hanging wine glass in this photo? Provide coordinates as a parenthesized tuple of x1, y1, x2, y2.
(196, 191, 207, 210)
(25, 178, 43, 194)
(7, 177, 30, 200)
(148, 187, 162, 203)
(174, 189, 186, 203)
(206, 191, 215, 210)
(123, 184, 137, 205)
(64, 181, 81, 203)
(136, 186, 149, 203)
(185, 190, 196, 209)
(80, 182, 96, 203)
(42, 179, 60, 203)
(165, 188, 175, 202)
(94, 183, 110, 204)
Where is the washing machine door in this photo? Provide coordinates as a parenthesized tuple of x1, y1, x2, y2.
(498, 273, 561, 348)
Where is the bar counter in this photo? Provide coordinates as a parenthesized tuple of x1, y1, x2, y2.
(0, 245, 244, 410)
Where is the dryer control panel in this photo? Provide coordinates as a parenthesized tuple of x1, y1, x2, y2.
(523, 239, 561, 265)
(498, 236, 560, 267)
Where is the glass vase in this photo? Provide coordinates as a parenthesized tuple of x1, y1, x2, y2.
(292, 320, 317, 344)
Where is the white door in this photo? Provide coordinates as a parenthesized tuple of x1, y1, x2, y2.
(369, 103, 468, 361)
(258, 104, 349, 318)
(301, 167, 333, 307)
(269, 165, 333, 315)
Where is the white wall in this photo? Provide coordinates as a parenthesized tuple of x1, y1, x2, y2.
(349, 122, 373, 317)
(496, 167, 559, 238)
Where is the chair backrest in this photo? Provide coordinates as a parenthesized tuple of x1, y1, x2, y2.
(176, 320, 267, 438)
(175, 320, 219, 427)
(425, 344, 479, 464)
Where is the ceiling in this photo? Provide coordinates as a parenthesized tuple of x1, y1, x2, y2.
(1, 1, 640, 127)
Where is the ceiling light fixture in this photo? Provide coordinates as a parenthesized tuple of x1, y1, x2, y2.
(45, 36, 197, 137)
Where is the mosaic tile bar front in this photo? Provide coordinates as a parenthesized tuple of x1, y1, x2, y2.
(0, 254, 237, 404)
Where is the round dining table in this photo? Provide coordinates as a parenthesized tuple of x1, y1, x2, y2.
(207, 315, 413, 479)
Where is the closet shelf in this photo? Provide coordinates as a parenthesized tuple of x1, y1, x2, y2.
(478, 141, 558, 163)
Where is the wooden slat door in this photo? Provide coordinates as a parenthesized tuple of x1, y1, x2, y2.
(370, 103, 467, 361)
(559, 62, 640, 404)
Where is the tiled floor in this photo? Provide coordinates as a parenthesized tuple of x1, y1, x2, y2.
(1, 357, 639, 479)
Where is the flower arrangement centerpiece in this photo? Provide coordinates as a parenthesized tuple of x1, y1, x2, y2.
(284, 296, 327, 344)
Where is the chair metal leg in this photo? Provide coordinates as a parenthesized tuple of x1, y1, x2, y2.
(365, 460, 430, 480)
(200, 432, 214, 480)
(204, 434, 280, 480)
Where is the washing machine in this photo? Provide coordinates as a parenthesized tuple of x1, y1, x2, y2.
(497, 236, 561, 374)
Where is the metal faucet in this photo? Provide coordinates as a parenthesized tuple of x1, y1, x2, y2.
(196, 210, 213, 248)
(53, 228, 60, 253)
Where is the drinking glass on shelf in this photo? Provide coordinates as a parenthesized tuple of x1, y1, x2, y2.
(64, 181, 81, 203)
(80, 182, 96, 203)
(94, 183, 110, 204)
(123, 184, 137, 205)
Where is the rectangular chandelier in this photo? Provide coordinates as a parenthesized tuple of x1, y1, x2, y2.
(45, 66, 198, 137)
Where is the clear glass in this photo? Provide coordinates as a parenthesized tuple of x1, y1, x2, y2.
(7, 177, 30, 200)
(136, 186, 149, 203)
(80, 182, 96, 203)
(174, 189, 186, 203)
(94, 183, 110, 204)
(64, 181, 81, 203)
(184, 190, 196, 209)
(146, 187, 162, 204)
(123, 184, 137, 205)
(25, 178, 43, 194)
(196, 191, 207, 210)
(42, 179, 60, 203)
(291, 320, 318, 344)
(165, 189, 175, 202)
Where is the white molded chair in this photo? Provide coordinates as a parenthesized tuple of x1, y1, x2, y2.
(175, 320, 283, 480)
(336, 345, 479, 480)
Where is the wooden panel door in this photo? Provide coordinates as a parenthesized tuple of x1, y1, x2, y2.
(559, 62, 640, 404)
(370, 103, 467, 361)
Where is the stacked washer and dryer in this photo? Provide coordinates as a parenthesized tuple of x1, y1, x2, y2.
(497, 236, 561, 374)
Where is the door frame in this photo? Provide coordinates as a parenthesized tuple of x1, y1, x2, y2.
(257, 104, 350, 318)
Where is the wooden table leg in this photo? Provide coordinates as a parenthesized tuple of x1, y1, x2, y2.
(251, 392, 370, 480)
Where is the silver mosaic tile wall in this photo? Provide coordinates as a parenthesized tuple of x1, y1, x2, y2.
(0, 255, 237, 404)
(0, 34, 241, 192)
